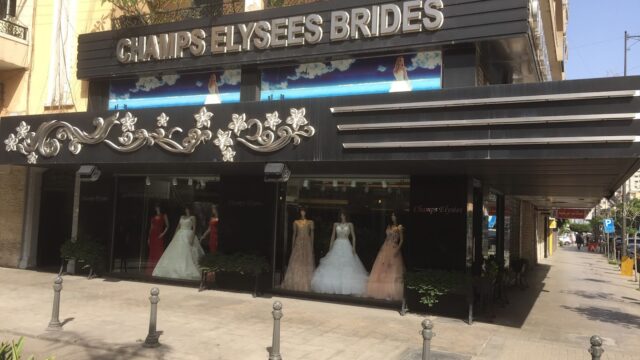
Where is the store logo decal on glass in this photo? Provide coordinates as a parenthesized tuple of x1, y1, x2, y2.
(4, 107, 315, 164)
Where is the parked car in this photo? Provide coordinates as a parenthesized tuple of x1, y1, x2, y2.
(559, 234, 572, 246)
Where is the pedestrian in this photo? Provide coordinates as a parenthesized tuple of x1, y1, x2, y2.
(576, 232, 584, 250)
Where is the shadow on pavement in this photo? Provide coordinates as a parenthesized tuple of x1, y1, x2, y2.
(37, 330, 174, 359)
(560, 290, 624, 303)
(560, 305, 640, 329)
(473, 264, 552, 328)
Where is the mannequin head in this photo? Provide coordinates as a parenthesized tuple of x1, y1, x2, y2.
(211, 205, 218, 218)
(299, 206, 307, 219)
(388, 210, 402, 227)
(184, 206, 192, 216)
(154, 203, 162, 215)
(339, 209, 349, 222)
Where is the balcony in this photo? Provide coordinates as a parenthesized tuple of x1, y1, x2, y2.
(0, 19, 29, 70)
(111, 0, 320, 29)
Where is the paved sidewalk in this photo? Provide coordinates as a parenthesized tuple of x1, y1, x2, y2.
(0, 246, 638, 359)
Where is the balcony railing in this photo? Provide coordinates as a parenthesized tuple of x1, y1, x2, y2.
(111, 0, 321, 30)
(0, 18, 28, 41)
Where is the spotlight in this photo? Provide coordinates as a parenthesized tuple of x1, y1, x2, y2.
(145, 177, 151, 186)
(351, 180, 356, 188)
(332, 180, 338, 188)
(364, 184, 369, 193)
(188, 178, 193, 186)
(303, 179, 309, 189)
(200, 180, 206, 188)
(172, 178, 178, 186)
(381, 180, 388, 189)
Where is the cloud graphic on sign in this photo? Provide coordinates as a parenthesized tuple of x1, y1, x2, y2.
(287, 59, 356, 81)
(377, 65, 387, 72)
(218, 69, 241, 86)
(262, 80, 289, 91)
(195, 81, 203, 87)
(130, 74, 181, 93)
(406, 51, 441, 71)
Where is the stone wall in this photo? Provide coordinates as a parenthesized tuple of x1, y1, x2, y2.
(0, 166, 26, 268)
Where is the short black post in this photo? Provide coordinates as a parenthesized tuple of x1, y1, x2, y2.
(47, 276, 63, 331)
(269, 301, 283, 360)
(421, 319, 435, 360)
(143, 287, 161, 348)
(588, 335, 604, 360)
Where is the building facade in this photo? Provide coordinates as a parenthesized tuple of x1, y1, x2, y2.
(3, 0, 637, 317)
(0, 0, 110, 267)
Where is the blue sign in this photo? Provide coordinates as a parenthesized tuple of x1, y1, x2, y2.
(603, 218, 615, 234)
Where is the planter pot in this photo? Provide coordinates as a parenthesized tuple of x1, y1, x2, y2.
(211, 271, 272, 296)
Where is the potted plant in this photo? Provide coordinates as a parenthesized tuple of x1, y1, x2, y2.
(60, 238, 106, 279)
(199, 253, 270, 297)
(404, 269, 466, 314)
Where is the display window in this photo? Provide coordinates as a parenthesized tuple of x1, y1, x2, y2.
(276, 177, 410, 301)
(111, 176, 221, 280)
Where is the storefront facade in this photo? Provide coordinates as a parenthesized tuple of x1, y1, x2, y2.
(1, 0, 639, 313)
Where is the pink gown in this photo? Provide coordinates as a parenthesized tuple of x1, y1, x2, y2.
(281, 220, 315, 292)
(367, 226, 405, 301)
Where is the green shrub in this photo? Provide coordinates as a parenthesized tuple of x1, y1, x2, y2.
(405, 270, 465, 308)
(199, 253, 269, 276)
(60, 238, 106, 278)
(0, 337, 53, 360)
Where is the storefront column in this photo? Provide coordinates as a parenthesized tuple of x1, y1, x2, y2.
(18, 167, 45, 269)
(495, 194, 505, 268)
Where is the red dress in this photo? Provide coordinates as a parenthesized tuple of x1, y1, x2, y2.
(146, 215, 165, 275)
(209, 218, 219, 254)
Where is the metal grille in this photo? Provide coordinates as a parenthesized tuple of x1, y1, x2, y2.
(111, 1, 244, 30)
(0, 18, 27, 40)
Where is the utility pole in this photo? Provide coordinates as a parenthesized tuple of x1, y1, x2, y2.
(623, 30, 640, 290)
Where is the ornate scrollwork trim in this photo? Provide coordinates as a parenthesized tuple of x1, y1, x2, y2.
(4, 107, 315, 164)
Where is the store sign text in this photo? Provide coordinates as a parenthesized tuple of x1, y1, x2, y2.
(116, 0, 444, 63)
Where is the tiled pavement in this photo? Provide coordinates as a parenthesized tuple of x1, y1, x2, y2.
(0, 246, 638, 359)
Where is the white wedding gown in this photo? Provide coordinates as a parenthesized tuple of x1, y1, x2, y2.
(152, 216, 204, 280)
(311, 223, 369, 295)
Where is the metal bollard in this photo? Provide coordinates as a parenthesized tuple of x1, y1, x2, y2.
(588, 335, 604, 360)
(47, 276, 63, 331)
(269, 301, 283, 360)
(143, 287, 161, 348)
(421, 319, 435, 360)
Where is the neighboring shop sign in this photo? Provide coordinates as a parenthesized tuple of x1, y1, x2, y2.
(603, 218, 615, 234)
(554, 208, 588, 219)
(116, 0, 445, 64)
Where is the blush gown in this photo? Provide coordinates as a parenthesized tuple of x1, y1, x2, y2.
(208, 218, 219, 254)
(152, 216, 204, 280)
(310, 223, 369, 295)
(146, 214, 165, 275)
(366, 226, 405, 301)
(281, 220, 315, 292)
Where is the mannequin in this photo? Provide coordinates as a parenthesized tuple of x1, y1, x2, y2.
(146, 204, 169, 275)
(281, 206, 315, 291)
(200, 205, 220, 254)
(152, 206, 204, 280)
(310, 209, 369, 295)
(367, 211, 405, 301)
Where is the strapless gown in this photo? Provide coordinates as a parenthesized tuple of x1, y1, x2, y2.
(152, 216, 204, 280)
(367, 227, 405, 300)
(311, 223, 369, 295)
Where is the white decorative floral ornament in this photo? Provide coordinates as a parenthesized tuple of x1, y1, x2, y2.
(2, 107, 315, 164)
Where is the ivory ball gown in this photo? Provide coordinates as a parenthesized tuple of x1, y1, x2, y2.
(152, 216, 204, 280)
(311, 223, 369, 296)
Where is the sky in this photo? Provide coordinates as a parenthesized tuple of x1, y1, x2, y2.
(566, 0, 640, 79)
